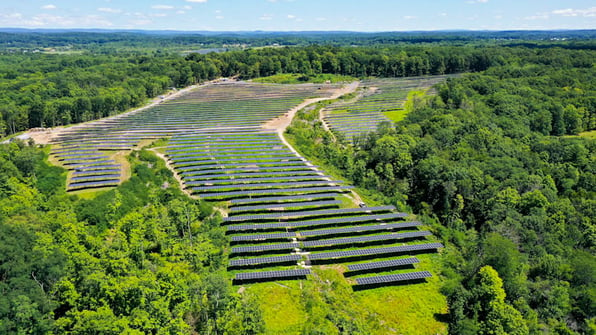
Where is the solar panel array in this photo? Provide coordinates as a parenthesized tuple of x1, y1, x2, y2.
(48, 79, 445, 287)
(355, 271, 432, 286)
(50, 81, 338, 191)
(322, 75, 454, 143)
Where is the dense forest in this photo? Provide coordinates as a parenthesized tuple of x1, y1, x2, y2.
(0, 44, 498, 135)
(0, 143, 266, 334)
(286, 47, 595, 333)
(1, 40, 594, 137)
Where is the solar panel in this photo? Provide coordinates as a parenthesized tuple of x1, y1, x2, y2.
(347, 257, 420, 271)
(71, 174, 121, 181)
(186, 175, 330, 186)
(231, 243, 299, 254)
(199, 186, 352, 199)
(234, 269, 311, 281)
(230, 232, 297, 242)
(176, 161, 312, 171)
(192, 180, 344, 192)
(185, 170, 321, 181)
(230, 200, 341, 213)
(181, 166, 319, 177)
(223, 205, 395, 222)
(225, 215, 414, 232)
(230, 193, 338, 204)
(67, 179, 120, 189)
(302, 231, 431, 248)
(229, 254, 301, 267)
(355, 271, 432, 285)
(308, 243, 443, 261)
(173, 156, 302, 166)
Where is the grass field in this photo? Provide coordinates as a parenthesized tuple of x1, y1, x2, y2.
(252, 73, 357, 84)
(244, 252, 448, 334)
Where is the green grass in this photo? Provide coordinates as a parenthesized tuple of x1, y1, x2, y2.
(252, 73, 357, 84)
(353, 253, 448, 335)
(578, 130, 596, 139)
(383, 109, 408, 122)
(245, 280, 307, 335)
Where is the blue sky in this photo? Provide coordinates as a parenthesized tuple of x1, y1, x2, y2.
(0, 1, 594, 31)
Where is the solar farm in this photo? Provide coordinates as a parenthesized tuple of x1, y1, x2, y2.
(48, 79, 443, 290)
(322, 75, 454, 143)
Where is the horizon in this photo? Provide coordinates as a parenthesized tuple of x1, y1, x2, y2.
(0, 1, 594, 32)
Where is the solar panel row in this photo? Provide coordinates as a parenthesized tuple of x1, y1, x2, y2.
(301, 231, 431, 248)
(225, 215, 413, 232)
(229, 200, 341, 213)
(231, 242, 299, 254)
(230, 193, 338, 204)
(355, 271, 432, 285)
(230, 232, 297, 242)
(347, 257, 420, 271)
(229, 254, 301, 267)
(223, 205, 396, 222)
(200, 186, 352, 199)
(308, 243, 444, 260)
(235, 269, 311, 281)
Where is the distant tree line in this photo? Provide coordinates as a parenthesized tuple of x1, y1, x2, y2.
(0, 43, 565, 136)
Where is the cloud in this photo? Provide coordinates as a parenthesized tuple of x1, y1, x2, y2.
(186, 0, 207, 2)
(183, 5, 192, 10)
(524, 13, 549, 20)
(151, 5, 174, 10)
(403, 15, 417, 20)
(259, 14, 273, 20)
(97, 7, 122, 14)
(2, 13, 113, 28)
(466, 0, 488, 4)
(287, 14, 295, 19)
(176, 10, 186, 14)
(41, 4, 57, 10)
(216, 15, 224, 19)
(552, 7, 596, 17)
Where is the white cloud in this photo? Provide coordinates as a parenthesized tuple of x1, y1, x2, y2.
(466, 0, 488, 4)
(216, 15, 224, 19)
(186, 0, 207, 2)
(183, 5, 192, 10)
(42, 4, 57, 10)
(403, 15, 417, 20)
(287, 14, 295, 19)
(151, 5, 174, 10)
(176, 10, 186, 14)
(2, 13, 113, 28)
(552, 7, 596, 17)
(131, 19, 152, 26)
(524, 13, 549, 20)
(97, 7, 122, 14)
(260, 14, 273, 20)
(438, 13, 448, 17)
(494, 15, 503, 19)
(150, 13, 167, 17)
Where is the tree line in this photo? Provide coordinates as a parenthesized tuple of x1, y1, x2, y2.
(0, 44, 509, 136)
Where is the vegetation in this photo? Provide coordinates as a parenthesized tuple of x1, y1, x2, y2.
(252, 73, 356, 84)
(0, 141, 264, 334)
(0, 31, 594, 334)
(286, 47, 595, 333)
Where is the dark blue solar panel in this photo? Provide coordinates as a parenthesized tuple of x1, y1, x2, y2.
(355, 271, 432, 285)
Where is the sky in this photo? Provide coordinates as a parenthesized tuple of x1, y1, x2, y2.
(0, 0, 594, 31)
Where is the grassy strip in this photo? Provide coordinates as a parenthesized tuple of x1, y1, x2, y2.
(253, 73, 357, 84)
